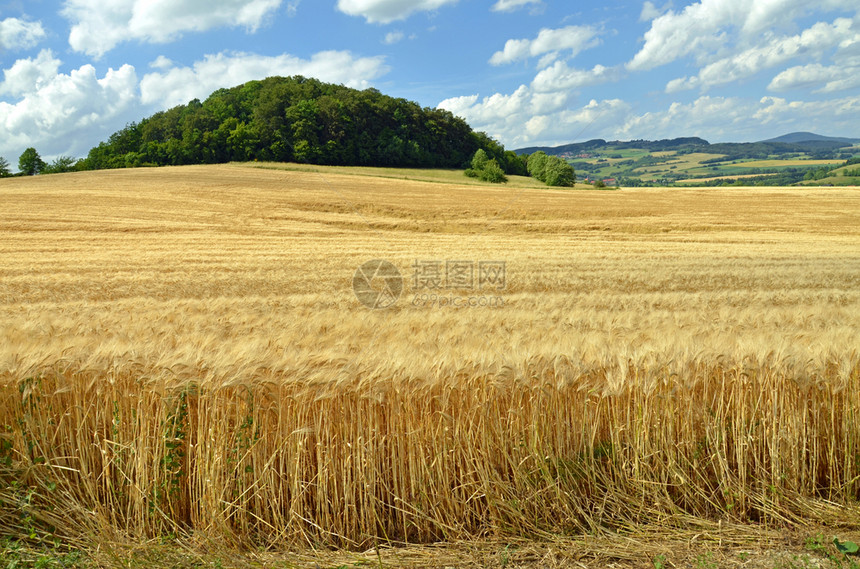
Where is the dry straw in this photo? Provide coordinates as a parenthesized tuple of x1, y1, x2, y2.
(2, 356, 858, 548)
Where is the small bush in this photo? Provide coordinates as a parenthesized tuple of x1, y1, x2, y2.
(527, 151, 549, 180)
(527, 151, 575, 187)
(471, 149, 490, 171)
(465, 150, 507, 183)
(543, 158, 575, 187)
(479, 159, 507, 183)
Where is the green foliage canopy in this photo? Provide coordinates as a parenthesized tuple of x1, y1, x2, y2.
(471, 148, 489, 171)
(18, 148, 46, 176)
(42, 156, 78, 174)
(527, 151, 575, 187)
(464, 149, 508, 183)
(480, 159, 508, 183)
(82, 76, 499, 171)
(527, 151, 549, 179)
(543, 156, 576, 186)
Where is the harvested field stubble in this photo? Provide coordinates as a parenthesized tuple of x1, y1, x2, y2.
(0, 164, 859, 549)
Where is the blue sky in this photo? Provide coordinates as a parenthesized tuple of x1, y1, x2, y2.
(1, 0, 859, 164)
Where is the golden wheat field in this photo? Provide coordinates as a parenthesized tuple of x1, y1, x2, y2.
(1, 164, 859, 560)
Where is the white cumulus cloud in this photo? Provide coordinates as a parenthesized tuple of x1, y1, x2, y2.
(620, 96, 749, 140)
(0, 48, 390, 164)
(0, 17, 47, 51)
(140, 51, 390, 108)
(768, 64, 834, 91)
(532, 62, 621, 93)
(441, 24, 623, 148)
(0, 49, 61, 97)
(618, 93, 860, 141)
(544, 99, 631, 142)
(769, 62, 860, 92)
(336, 0, 459, 24)
(439, 83, 628, 148)
(639, 1, 672, 22)
(491, 0, 543, 13)
(442, 83, 860, 148)
(664, 17, 860, 93)
(754, 94, 860, 127)
(439, 85, 532, 144)
(62, 0, 283, 57)
(384, 31, 405, 44)
(0, 59, 139, 160)
(489, 25, 601, 66)
(629, 1, 743, 71)
(629, 0, 860, 71)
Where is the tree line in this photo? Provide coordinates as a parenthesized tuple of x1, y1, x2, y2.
(0, 149, 77, 177)
(1, 143, 575, 187)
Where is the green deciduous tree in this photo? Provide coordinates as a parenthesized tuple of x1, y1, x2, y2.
(80, 76, 504, 171)
(42, 156, 77, 174)
(479, 159, 507, 183)
(527, 151, 549, 180)
(504, 151, 528, 176)
(471, 148, 489, 171)
(543, 156, 576, 186)
(464, 149, 507, 183)
(18, 148, 46, 175)
(526, 151, 575, 187)
(471, 131, 507, 171)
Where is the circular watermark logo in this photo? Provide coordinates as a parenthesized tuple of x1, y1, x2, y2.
(353, 259, 403, 310)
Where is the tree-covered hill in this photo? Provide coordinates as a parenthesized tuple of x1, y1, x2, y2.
(83, 76, 496, 170)
(760, 132, 860, 145)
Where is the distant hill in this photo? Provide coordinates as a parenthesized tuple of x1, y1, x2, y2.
(519, 133, 859, 188)
(514, 134, 857, 157)
(515, 137, 709, 156)
(760, 132, 860, 145)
